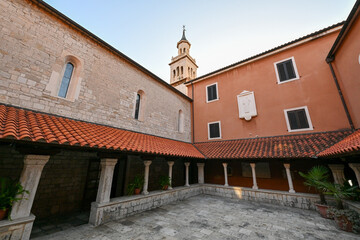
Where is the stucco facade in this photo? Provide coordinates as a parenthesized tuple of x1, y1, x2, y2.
(187, 27, 351, 142)
(0, 0, 191, 142)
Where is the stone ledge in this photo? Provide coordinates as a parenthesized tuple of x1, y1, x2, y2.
(0, 214, 35, 240)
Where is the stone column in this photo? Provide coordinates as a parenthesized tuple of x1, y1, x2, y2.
(284, 163, 295, 193)
(10, 155, 50, 220)
(96, 158, 118, 203)
(349, 163, 360, 186)
(143, 160, 152, 195)
(222, 163, 229, 187)
(184, 162, 190, 187)
(197, 163, 205, 184)
(167, 161, 174, 189)
(328, 164, 345, 185)
(250, 163, 258, 190)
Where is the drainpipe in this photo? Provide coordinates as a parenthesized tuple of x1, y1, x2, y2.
(191, 82, 195, 143)
(326, 58, 354, 130)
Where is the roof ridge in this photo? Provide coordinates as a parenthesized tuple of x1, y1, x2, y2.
(194, 129, 352, 144)
(187, 21, 344, 84)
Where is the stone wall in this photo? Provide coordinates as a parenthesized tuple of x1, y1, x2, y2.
(89, 184, 322, 226)
(0, 215, 35, 240)
(203, 184, 319, 210)
(0, 0, 191, 142)
(89, 185, 203, 226)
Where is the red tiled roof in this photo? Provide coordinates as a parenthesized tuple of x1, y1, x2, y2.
(0, 105, 204, 158)
(194, 131, 352, 159)
(318, 129, 360, 157)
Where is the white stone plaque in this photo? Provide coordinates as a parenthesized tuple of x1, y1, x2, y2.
(237, 90, 257, 121)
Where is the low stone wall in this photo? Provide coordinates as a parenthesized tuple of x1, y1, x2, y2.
(203, 184, 319, 210)
(344, 200, 360, 214)
(89, 185, 203, 226)
(0, 214, 35, 240)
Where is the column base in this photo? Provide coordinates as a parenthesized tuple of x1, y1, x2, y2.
(252, 186, 258, 190)
(224, 184, 229, 187)
(168, 186, 173, 190)
(289, 189, 295, 193)
(143, 191, 149, 195)
(185, 184, 190, 187)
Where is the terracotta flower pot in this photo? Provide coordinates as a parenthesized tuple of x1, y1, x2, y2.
(0, 209, 8, 220)
(334, 215, 353, 232)
(134, 188, 141, 195)
(162, 185, 168, 190)
(315, 203, 333, 219)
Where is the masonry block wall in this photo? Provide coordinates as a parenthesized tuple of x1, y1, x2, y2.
(0, 145, 97, 219)
(0, 0, 191, 142)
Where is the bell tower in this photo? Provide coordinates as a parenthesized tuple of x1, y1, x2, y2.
(169, 26, 198, 94)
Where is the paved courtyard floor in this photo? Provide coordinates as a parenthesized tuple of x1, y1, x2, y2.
(33, 195, 359, 240)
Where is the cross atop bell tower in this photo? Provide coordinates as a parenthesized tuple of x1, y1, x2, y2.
(169, 26, 198, 94)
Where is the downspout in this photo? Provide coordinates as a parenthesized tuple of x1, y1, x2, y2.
(191, 82, 195, 143)
(326, 57, 354, 130)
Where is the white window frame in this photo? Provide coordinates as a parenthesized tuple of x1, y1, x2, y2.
(284, 106, 313, 132)
(206, 82, 219, 103)
(208, 121, 222, 140)
(274, 56, 300, 84)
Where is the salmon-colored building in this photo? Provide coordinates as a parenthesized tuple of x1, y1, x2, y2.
(1, 0, 360, 239)
(179, 1, 360, 193)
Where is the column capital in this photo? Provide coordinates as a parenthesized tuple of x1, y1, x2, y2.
(100, 158, 118, 167)
(24, 155, 50, 165)
(144, 160, 152, 166)
(283, 163, 290, 169)
(167, 161, 175, 166)
(349, 163, 360, 169)
(328, 164, 345, 171)
(184, 162, 190, 167)
(250, 163, 256, 168)
(222, 162, 228, 167)
(197, 163, 205, 167)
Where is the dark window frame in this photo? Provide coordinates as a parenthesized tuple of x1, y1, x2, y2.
(134, 93, 141, 120)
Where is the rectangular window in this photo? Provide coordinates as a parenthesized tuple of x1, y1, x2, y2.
(206, 83, 218, 102)
(284, 106, 313, 132)
(274, 57, 299, 83)
(208, 121, 221, 139)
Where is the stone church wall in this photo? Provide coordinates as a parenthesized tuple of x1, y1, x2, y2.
(0, 0, 191, 142)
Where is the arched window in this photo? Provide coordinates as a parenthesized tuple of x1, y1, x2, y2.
(178, 110, 184, 133)
(181, 66, 183, 75)
(176, 67, 179, 76)
(173, 70, 176, 78)
(58, 62, 74, 98)
(184, 48, 186, 53)
(134, 93, 141, 120)
(190, 68, 193, 77)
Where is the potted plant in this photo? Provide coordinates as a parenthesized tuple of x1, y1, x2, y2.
(319, 181, 359, 232)
(299, 166, 331, 218)
(0, 177, 29, 220)
(127, 175, 144, 195)
(159, 176, 171, 190)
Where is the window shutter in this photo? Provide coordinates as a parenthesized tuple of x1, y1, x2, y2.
(58, 63, 74, 98)
(277, 63, 286, 82)
(297, 109, 309, 129)
(207, 85, 217, 101)
(287, 111, 298, 129)
(209, 123, 220, 138)
(285, 60, 296, 79)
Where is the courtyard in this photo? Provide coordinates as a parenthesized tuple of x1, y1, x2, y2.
(33, 195, 359, 240)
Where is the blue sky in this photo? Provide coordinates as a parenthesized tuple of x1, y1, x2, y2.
(44, 0, 356, 82)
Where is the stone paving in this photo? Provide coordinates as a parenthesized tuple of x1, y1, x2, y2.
(33, 195, 359, 240)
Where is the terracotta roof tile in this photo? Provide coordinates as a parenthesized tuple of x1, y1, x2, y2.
(318, 129, 360, 157)
(194, 131, 352, 159)
(0, 105, 203, 158)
